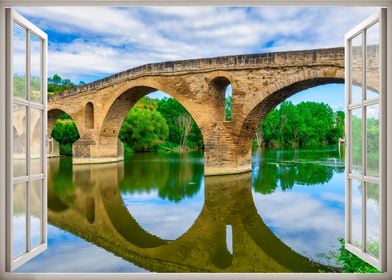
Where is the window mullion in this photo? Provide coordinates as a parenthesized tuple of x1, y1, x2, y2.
(25, 28, 31, 253)
(361, 29, 367, 253)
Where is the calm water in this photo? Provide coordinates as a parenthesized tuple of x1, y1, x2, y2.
(17, 146, 345, 272)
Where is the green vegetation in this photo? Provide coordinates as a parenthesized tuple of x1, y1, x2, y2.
(260, 101, 344, 147)
(48, 74, 85, 96)
(51, 113, 80, 156)
(157, 97, 203, 150)
(330, 238, 379, 273)
(119, 101, 169, 154)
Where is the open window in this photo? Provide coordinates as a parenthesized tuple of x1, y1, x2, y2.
(0, 3, 390, 278)
(5, 9, 48, 271)
(344, 8, 386, 271)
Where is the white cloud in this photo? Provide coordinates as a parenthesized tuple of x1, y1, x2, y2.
(252, 190, 344, 260)
(16, 6, 377, 83)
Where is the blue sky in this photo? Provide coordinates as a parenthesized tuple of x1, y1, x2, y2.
(16, 6, 375, 107)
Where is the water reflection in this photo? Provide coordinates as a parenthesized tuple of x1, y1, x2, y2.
(19, 147, 345, 272)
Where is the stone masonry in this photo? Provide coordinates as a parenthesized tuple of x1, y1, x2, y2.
(47, 47, 379, 175)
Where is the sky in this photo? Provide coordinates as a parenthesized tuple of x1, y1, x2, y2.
(16, 6, 377, 107)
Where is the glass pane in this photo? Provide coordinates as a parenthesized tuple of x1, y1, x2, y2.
(350, 179, 362, 248)
(30, 180, 42, 249)
(366, 104, 379, 177)
(13, 182, 27, 259)
(366, 182, 380, 259)
(13, 104, 27, 177)
(366, 22, 380, 100)
(30, 33, 41, 103)
(13, 23, 27, 100)
(351, 33, 363, 104)
(31, 108, 42, 174)
(351, 108, 362, 174)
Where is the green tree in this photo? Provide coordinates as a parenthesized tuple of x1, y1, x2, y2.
(48, 74, 85, 95)
(157, 97, 203, 149)
(51, 113, 80, 156)
(260, 101, 344, 147)
(119, 108, 169, 152)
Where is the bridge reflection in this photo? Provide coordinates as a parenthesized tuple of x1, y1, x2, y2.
(47, 157, 332, 272)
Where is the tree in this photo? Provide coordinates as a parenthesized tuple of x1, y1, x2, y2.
(119, 108, 169, 152)
(48, 74, 85, 95)
(259, 101, 344, 147)
(176, 114, 193, 151)
(157, 97, 203, 149)
(51, 113, 80, 156)
(255, 125, 263, 147)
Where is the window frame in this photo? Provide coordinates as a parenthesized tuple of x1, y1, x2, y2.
(0, 1, 391, 279)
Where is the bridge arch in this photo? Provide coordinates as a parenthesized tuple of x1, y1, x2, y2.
(236, 68, 344, 160)
(85, 102, 94, 129)
(96, 83, 206, 160)
(208, 74, 234, 122)
(48, 108, 81, 137)
(100, 84, 204, 138)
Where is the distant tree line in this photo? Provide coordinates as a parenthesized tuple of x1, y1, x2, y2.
(48, 74, 86, 96)
(257, 101, 345, 148)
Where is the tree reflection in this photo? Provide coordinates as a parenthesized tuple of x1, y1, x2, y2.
(119, 152, 204, 202)
(252, 146, 344, 194)
(47, 157, 75, 211)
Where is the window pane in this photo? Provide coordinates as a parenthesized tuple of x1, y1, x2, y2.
(30, 180, 42, 249)
(351, 33, 363, 104)
(13, 104, 27, 177)
(366, 104, 379, 177)
(366, 22, 380, 100)
(31, 108, 42, 174)
(30, 33, 42, 103)
(351, 108, 362, 174)
(350, 179, 362, 248)
(366, 182, 380, 259)
(13, 182, 27, 259)
(13, 23, 27, 100)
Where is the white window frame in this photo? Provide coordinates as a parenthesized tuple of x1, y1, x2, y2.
(0, 1, 391, 280)
(5, 8, 48, 272)
(344, 9, 387, 271)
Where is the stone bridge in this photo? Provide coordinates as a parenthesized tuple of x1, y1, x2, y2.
(47, 46, 379, 175)
(46, 158, 332, 272)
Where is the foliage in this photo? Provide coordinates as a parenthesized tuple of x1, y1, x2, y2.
(176, 114, 193, 150)
(119, 107, 169, 152)
(48, 74, 85, 95)
(261, 101, 344, 147)
(13, 74, 40, 99)
(225, 95, 232, 121)
(51, 113, 80, 156)
(157, 97, 203, 149)
(336, 238, 379, 273)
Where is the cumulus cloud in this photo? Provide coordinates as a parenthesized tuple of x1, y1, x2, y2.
(252, 190, 345, 260)
(16, 6, 377, 83)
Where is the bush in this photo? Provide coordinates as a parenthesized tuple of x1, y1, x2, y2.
(336, 238, 379, 273)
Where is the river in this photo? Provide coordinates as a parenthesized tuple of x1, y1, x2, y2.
(16, 145, 346, 272)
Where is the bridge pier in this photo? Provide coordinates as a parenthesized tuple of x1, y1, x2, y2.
(204, 129, 252, 176)
(73, 137, 124, 164)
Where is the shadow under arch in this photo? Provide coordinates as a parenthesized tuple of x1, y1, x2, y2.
(239, 78, 344, 142)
